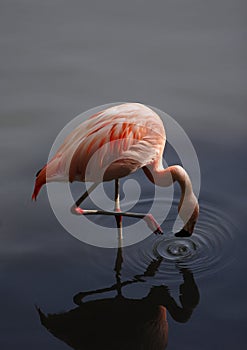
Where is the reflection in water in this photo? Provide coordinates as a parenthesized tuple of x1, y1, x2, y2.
(37, 223, 199, 349)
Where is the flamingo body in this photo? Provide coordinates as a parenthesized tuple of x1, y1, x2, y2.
(32, 103, 199, 235)
(32, 103, 165, 198)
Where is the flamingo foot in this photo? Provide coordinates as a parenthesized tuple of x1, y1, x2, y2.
(144, 214, 163, 235)
(71, 206, 84, 215)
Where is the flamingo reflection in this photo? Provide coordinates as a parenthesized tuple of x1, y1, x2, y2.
(37, 223, 199, 349)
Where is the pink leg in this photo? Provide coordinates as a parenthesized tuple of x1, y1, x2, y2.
(70, 181, 163, 235)
(143, 214, 163, 235)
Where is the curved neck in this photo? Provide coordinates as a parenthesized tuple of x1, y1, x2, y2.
(143, 164, 198, 234)
(143, 164, 193, 197)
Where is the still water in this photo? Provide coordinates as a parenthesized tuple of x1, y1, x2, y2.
(1, 1, 246, 349)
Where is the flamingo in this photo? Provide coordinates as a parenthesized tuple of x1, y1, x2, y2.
(32, 103, 199, 237)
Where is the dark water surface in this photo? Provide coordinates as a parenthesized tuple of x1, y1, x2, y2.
(1, 1, 247, 349)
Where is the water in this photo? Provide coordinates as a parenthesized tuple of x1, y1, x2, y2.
(1, 1, 247, 349)
(106, 197, 238, 286)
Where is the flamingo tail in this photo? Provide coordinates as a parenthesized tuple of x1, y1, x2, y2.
(32, 165, 47, 201)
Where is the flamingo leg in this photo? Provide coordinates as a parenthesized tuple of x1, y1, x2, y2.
(114, 179, 122, 233)
(114, 179, 120, 211)
(71, 180, 162, 235)
(70, 183, 99, 214)
(75, 209, 162, 234)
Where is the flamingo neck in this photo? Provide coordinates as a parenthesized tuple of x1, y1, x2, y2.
(144, 164, 193, 198)
(143, 163, 198, 234)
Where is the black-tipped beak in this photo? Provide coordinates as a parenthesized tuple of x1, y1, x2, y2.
(175, 228, 192, 237)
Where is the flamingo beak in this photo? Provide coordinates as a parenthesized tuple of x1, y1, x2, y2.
(175, 228, 192, 237)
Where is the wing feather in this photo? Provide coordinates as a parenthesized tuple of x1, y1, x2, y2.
(47, 103, 166, 183)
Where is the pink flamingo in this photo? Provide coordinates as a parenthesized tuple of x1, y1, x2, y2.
(32, 103, 199, 236)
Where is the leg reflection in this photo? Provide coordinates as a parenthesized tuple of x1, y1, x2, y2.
(37, 229, 200, 349)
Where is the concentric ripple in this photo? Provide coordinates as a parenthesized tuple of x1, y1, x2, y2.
(156, 238, 197, 261)
(124, 197, 238, 283)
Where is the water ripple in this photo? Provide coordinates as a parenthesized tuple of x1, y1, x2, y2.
(124, 198, 237, 283)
